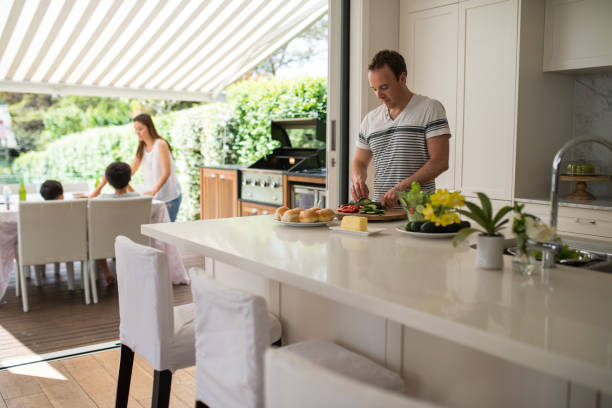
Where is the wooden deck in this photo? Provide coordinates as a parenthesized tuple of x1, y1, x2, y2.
(0, 349, 196, 407)
(0, 262, 192, 364)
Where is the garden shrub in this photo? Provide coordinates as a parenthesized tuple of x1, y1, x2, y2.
(12, 77, 327, 220)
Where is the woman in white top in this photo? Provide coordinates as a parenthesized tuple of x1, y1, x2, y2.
(91, 113, 182, 221)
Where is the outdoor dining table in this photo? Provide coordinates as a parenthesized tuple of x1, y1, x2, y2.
(0, 193, 189, 301)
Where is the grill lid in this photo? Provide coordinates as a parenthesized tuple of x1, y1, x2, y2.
(270, 117, 326, 147)
(248, 116, 326, 171)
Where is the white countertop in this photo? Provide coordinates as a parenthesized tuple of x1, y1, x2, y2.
(142, 216, 612, 393)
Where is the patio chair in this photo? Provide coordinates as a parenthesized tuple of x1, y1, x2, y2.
(87, 196, 152, 303)
(17, 200, 89, 312)
(114, 236, 195, 408)
(189, 268, 282, 408)
(7, 183, 37, 194)
(62, 182, 90, 193)
(265, 344, 438, 408)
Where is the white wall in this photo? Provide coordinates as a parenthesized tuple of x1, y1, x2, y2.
(349, 0, 399, 201)
(572, 73, 612, 197)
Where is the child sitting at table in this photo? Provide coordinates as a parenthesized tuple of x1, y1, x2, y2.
(99, 161, 139, 199)
(39, 180, 64, 200)
(96, 161, 140, 284)
(39, 180, 69, 283)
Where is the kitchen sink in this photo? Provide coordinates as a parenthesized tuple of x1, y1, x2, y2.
(470, 239, 612, 274)
(586, 260, 612, 274)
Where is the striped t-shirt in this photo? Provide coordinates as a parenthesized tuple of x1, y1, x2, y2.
(356, 94, 451, 202)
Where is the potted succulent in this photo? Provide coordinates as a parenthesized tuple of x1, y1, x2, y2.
(453, 193, 513, 270)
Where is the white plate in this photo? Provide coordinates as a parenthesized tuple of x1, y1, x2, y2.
(274, 219, 332, 227)
(329, 226, 385, 236)
(395, 226, 457, 239)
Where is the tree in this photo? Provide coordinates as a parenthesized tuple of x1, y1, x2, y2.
(247, 14, 328, 77)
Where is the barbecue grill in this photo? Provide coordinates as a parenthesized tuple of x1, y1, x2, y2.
(239, 117, 326, 206)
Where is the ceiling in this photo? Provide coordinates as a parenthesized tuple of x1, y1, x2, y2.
(0, 0, 328, 101)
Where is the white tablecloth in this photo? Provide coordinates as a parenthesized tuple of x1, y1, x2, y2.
(0, 196, 189, 301)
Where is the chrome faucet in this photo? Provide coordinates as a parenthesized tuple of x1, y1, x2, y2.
(537, 136, 612, 268)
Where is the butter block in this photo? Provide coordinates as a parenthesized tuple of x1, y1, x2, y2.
(340, 215, 368, 232)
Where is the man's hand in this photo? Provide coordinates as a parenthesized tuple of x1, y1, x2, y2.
(350, 178, 369, 202)
(381, 187, 399, 208)
(144, 190, 155, 196)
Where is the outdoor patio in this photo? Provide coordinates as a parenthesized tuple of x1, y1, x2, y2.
(0, 262, 192, 364)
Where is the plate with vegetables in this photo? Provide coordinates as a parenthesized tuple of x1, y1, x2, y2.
(397, 220, 471, 239)
(336, 198, 406, 222)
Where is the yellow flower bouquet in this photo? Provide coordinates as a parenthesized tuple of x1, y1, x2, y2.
(422, 189, 465, 227)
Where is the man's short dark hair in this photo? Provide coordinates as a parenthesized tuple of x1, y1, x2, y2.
(105, 161, 132, 190)
(40, 180, 63, 200)
(368, 50, 407, 80)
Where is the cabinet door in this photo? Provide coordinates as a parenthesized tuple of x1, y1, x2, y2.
(201, 169, 218, 220)
(217, 170, 238, 219)
(402, 0, 459, 13)
(544, 0, 612, 72)
(240, 202, 278, 217)
(400, 3, 458, 190)
(456, 0, 518, 200)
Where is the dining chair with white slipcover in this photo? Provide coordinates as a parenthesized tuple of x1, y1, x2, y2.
(114, 235, 195, 408)
(7, 183, 37, 194)
(189, 268, 282, 408)
(61, 182, 90, 193)
(265, 344, 440, 408)
(87, 196, 152, 303)
(17, 200, 89, 312)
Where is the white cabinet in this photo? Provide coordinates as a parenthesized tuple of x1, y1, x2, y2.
(400, 0, 575, 202)
(401, 0, 519, 200)
(399, 3, 459, 190)
(401, 0, 459, 13)
(456, 0, 518, 200)
(520, 201, 612, 239)
(543, 0, 612, 72)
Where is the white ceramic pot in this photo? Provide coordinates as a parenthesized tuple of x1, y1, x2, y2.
(476, 234, 504, 270)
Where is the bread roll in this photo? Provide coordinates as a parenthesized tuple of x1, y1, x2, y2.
(281, 208, 301, 223)
(316, 208, 335, 222)
(274, 206, 290, 221)
(299, 208, 319, 223)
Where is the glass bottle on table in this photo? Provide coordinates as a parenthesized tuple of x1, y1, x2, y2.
(18, 179, 26, 201)
(3, 185, 10, 210)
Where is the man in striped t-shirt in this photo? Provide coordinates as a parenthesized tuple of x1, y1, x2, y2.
(351, 50, 451, 208)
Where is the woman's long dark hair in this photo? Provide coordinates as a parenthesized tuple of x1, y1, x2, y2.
(134, 113, 173, 160)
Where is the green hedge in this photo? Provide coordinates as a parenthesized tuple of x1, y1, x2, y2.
(12, 76, 327, 220)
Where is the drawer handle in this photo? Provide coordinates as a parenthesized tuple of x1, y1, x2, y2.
(262, 210, 269, 215)
(209, 174, 216, 178)
(575, 218, 596, 225)
(251, 208, 258, 214)
(219, 174, 225, 179)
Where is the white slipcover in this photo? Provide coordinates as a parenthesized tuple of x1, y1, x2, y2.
(114, 235, 194, 372)
(189, 268, 282, 408)
(17, 200, 89, 311)
(266, 341, 440, 408)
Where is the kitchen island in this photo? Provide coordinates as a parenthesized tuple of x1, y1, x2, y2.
(142, 216, 612, 407)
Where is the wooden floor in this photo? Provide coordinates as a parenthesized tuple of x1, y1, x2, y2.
(0, 348, 196, 407)
(0, 262, 192, 363)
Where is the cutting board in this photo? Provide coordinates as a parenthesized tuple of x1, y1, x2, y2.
(335, 208, 407, 222)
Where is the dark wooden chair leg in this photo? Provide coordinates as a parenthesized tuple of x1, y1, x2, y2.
(195, 401, 210, 408)
(152, 369, 172, 408)
(115, 344, 134, 408)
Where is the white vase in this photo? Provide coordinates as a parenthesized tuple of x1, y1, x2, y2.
(476, 234, 504, 270)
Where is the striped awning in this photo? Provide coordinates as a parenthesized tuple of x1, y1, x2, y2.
(0, 0, 327, 101)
